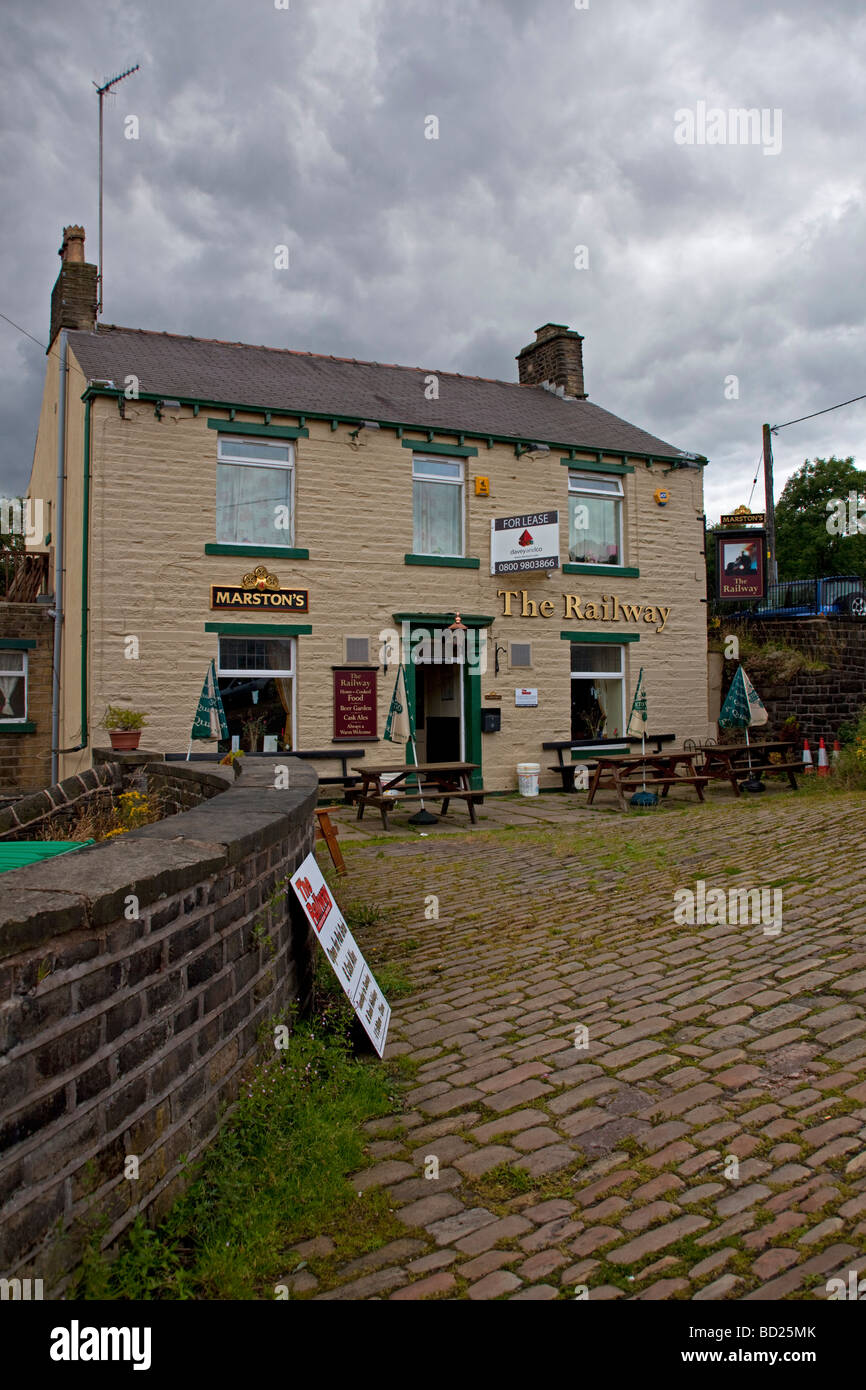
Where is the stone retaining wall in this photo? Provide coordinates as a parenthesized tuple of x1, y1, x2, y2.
(0, 762, 123, 841)
(0, 757, 318, 1295)
(723, 618, 866, 745)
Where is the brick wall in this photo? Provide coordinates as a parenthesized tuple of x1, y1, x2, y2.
(0, 757, 318, 1295)
(0, 763, 122, 841)
(0, 604, 53, 797)
(144, 760, 235, 816)
(723, 618, 866, 744)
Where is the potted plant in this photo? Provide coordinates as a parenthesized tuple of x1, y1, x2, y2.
(100, 705, 148, 751)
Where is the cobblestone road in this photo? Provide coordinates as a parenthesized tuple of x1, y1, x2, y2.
(302, 787, 866, 1300)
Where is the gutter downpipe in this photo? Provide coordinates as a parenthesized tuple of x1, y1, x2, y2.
(81, 398, 90, 750)
(50, 331, 67, 785)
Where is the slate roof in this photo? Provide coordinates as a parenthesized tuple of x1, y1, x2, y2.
(67, 324, 691, 460)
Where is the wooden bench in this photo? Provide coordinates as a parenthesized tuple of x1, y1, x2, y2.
(543, 735, 674, 791)
(700, 751, 805, 794)
(288, 748, 368, 802)
(618, 774, 711, 801)
(366, 788, 485, 819)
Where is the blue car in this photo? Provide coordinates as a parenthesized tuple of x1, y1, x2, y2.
(733, 574, 866, 619)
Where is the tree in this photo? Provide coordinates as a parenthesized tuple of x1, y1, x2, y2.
(774, 456, 866, 580)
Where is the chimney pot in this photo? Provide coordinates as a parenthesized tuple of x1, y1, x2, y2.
(50, 225, 97, 345)
(517, 322, 587, 400)
(59, 225, 86, 263)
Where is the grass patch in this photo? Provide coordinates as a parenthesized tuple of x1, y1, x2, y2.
(70, 975, 401, 1300)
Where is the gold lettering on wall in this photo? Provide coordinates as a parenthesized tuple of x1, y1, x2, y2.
(496, 590, 672, 634)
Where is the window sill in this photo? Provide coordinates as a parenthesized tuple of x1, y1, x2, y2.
(0, 721, 36, 734)
(562, 563, 639, 577)
(205, 544, 310, 559)
(404, 554, 480, 569)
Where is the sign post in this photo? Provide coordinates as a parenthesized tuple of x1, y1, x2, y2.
(290, 853, 391, 1056)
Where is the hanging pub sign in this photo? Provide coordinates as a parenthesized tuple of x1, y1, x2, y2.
(211, 565, 308, 611)
(490, 512, 560, 575)
(715, 528, 767, 602)
(333, 667, 378, 739)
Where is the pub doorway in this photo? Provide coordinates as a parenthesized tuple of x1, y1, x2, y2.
(414, 660, 464, 765)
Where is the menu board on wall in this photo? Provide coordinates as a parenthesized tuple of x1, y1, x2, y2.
(333, 668, 378, 739)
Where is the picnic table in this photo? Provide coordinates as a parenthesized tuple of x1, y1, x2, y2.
(587, 751, 709, 812)
(543, 734, 675, 791)
(699, 740, 804, 794)
(353, 762, 481, 830)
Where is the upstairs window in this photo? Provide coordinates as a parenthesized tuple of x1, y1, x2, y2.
(568, 470, 623, 565)
(413, 456, 464, 557)
(0, 650, 27, 722)
(216, 436, 294, 547)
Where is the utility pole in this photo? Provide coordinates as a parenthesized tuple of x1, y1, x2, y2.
(762, 422, 778, 585)
(93, 64, 139, 317)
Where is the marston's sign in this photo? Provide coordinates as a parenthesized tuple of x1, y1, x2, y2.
(720, 507, 765, 527)
(211, 564, 308, 612)
(491, 512, 560, 575)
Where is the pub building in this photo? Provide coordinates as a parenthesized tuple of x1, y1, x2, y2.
(23, 227, 714, 795)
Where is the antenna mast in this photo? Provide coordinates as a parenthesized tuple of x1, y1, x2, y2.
(93, 64, 140, 316)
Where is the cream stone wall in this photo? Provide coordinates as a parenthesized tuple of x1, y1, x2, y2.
(65, 395, 712, 791)
(27, 370, 711, 791)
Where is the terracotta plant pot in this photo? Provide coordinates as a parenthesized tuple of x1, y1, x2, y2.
(108, 729, 142, 751)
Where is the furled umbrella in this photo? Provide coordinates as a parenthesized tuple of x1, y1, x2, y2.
(384, 664, 436, 824)
(718, 664, 768, 792)
(187, 659, 229, 760)
(625, 666, 657, 807)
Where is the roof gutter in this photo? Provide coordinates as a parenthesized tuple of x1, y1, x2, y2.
(79, 384, 705, 470)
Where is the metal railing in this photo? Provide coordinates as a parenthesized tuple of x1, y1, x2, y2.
(712, 574, 866, 620)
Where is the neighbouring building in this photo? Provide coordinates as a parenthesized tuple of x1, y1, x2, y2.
(25, 225, 713, 793)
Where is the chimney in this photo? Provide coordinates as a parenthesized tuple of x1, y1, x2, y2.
(516, 322, 587, 400)
(49, 225, 97, 346)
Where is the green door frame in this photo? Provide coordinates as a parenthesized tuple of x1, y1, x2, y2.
(392, 613, 493, 790)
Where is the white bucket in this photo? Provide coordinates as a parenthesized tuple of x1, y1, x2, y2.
(517, 762, 540, 797)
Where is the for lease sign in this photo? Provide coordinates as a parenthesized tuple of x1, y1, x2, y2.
(290, 853, 390, 1056)
(490, 512, 560, 574)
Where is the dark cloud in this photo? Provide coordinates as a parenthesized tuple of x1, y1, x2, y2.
(1, 0, 865, 525)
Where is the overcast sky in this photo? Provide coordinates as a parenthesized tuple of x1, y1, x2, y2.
(2, 0, 865, 519)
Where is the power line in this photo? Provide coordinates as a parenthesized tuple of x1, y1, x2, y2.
(0, 311, 48, 352)
(0, 310, 89, 384)
(773, 392, 866, 432)
(745, 448, 764, 510)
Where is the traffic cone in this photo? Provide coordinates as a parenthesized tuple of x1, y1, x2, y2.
(802, 739, 814, 774)
(817, 737, 829, 776)
(832, 739, 841, 770)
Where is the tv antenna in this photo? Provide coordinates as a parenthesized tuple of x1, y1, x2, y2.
(93, 64, 140, 316)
